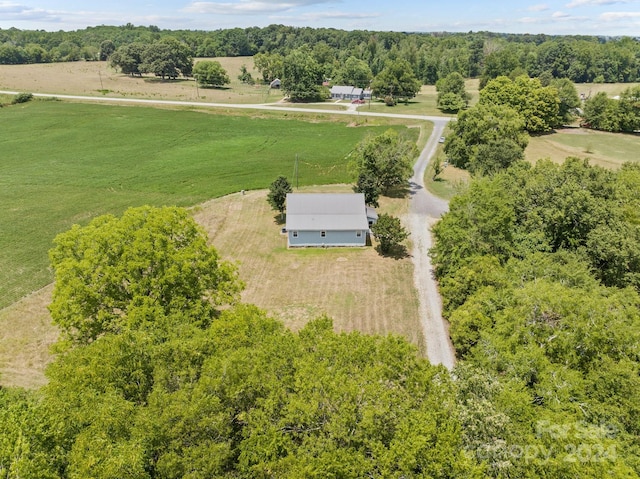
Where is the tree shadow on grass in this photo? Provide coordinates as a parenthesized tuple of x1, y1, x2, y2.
(375, 244, 410, 260)
(143, 77, 192, 84)
(384, 185, 412, 199)
(273, 214, 286, 226)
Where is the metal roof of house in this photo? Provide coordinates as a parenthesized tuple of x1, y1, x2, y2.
(286, 193, 369, 231)
(330, 85, 356, 95)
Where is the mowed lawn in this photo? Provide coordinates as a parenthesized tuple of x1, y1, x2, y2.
(0, 100, 412, 309)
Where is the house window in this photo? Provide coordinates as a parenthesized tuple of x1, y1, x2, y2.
(356, 231, 362, 238)
(321, 231, 326, 238)
(292, 231, 298, 238)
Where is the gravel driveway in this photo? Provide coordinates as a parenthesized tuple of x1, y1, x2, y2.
(407, 119, 456, 370)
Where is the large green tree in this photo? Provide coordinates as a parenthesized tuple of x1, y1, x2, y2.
(436, 72, 470, 113)
(109, 42, 146, 76)
(282, 46, 324, 102)
(37, 306, 483, 478)
(618, 85, 640, 132)
(333, 56, 373, 88)
(140, 37, 193, 79)
(549, 77, 580, 125)
(253, 52, 284, 83)
(431, 158, 640, 478)
(444, 102, 529, 170)
(354, 172, 380, 207)
(350, 129, 417, 194)
(479, 75, 561, 132)
(193, 60, 230, 87)
(371, 213, 409, 254)
(48, 206, 243, 344)
(582, 92, 620, 131)
(371, 59, 422, 103)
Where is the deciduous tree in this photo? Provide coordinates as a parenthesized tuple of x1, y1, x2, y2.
(582, 92, 620, 131)
(479, 75, 561, 132)
(444, 103, 528, 170)
(267, 175, 293, 220)
(371, 59, 421, 103)
(354, 172, 380, 207)
(109, 42, 146, 76)
(253, 52, 284, 83)
(371, 213, 409, 254)
(350, 129, 417, 194)
(49, 206, 243, 344)
(550, 77, 580, 125)
(140, 37, 193, 79)
(282, 47, 324, 102)
(334, 56, 373, 88)
(436, 72, 470, 112)
(193, 60, 230, 87)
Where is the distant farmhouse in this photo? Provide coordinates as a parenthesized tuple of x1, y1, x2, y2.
(330, 85, 372, 101)
(285, 193, 377, 248)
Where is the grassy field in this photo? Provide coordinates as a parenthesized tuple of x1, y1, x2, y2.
(574, 82, 640, 99)
(526, 128, 640, 168)
(0, 100, 417, 310)
(0, 57, 275, 104)
(194, 186, 420, 343)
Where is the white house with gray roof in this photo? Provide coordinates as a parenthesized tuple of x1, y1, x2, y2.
(285, 193, 375, 247)
(330, 85, 372, 101)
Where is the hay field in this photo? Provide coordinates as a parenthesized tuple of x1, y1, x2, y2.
(526, 127, 640, 169)
(0, 57, 278, 104)
(0, 186, 421, 389)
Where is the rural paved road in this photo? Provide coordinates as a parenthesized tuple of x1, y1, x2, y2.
(0, 91, 449, 123)
(2, 90, 456, 369)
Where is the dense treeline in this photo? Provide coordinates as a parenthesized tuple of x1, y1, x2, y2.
(431, 158, 640, 477)
(1, 24, 640, 85)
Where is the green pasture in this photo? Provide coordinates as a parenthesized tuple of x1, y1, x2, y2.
(0, 100, 414, 309)
(526, 128, 640, 169)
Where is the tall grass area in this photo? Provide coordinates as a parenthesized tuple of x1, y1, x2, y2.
(526, 128, 640, 169)
(0, 101, 413, 309)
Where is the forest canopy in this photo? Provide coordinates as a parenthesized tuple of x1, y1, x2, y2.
(1, 25, 640, 86)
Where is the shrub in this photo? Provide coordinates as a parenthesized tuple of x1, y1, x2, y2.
(12, 92, 34, 104)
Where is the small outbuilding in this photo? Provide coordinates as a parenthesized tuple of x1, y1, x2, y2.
(285, 193, 372, 247)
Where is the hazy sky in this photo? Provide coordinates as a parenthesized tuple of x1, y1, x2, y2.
(1, 0, 639, 35)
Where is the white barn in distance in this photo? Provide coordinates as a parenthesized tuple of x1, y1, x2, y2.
(285, 193, 376, 247)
